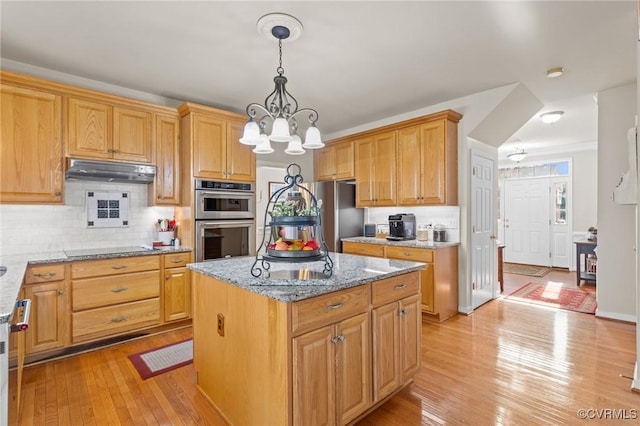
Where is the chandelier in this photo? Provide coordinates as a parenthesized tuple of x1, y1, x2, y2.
(239, 13, 324, 156)
(507, 148, 528, 162)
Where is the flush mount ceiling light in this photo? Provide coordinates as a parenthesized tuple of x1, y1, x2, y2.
(507, 148, 528, 162)
(240, 13, 324, 156)
(546, 67, 564, 78)
(540, 110, 564, 124)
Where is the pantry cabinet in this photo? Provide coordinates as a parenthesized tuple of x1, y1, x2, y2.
(397, 112, 461, 205)
(314, 139, 355, 181)
(162, 252, 192, 322)
(355, 131, 397, 207)
(151, 113, 181, 205)
(66, 97, 153, 163)
(179, 103, 255, 183)
(23, 264, 69, 354)
(0, 83, 63, 204)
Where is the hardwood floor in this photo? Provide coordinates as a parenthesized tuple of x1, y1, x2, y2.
(9, 269, 635, 425)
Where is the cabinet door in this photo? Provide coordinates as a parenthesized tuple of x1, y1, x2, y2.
(192, 114, 226, 179)
(113, 106, 153, 163)
(1, 85, 63, 203)
(421, 263, 435, 314)
(293, 324, 336, 426)
(24, 281, 68, 354)
(164, 266, 191, 322)
(372, 131, 397, 206)
(153, 113, 180, 205)
(226, 119, 256, 182)
(334, 141, 355, 180)
(372, 301, 400, 402)
(397, 125, 422, 205)
(355, 136, 375, 207)
(399, 294, 421, 381)
(66, 97, 112, 159)
(336, 313, 370, 425)
(315, 144, 336, 181)
(420, 120, 446, 204)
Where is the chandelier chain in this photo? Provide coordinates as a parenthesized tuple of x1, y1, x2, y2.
(277, 39, 284, 76)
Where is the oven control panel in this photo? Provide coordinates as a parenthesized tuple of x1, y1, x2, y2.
(195, 180, 254, 192)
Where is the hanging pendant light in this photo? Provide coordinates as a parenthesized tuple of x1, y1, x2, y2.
(240, 13, 323, 155)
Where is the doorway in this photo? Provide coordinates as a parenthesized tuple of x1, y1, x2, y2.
(499, 161, 572, 268)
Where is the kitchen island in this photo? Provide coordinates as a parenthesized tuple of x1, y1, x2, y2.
(188, 253, 425, 426)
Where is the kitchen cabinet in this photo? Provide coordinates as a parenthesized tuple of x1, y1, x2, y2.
(70, 256, 160, 343)
(355, 131, 397, 207)
(162, 252, 191, 322)
(314, 139, 355, 181)
(179, 103, 255, 182)
(150, 113, 181, 205)
(66, 97, 153, 163)
(22, 264, 69, 354)
(0, 83, 63, 204)
(343, 242, 459, 322)
(397, 113, 461, 205)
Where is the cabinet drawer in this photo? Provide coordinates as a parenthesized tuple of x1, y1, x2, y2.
(343, 242, 385, 258)
(164, 252, 191, 268)
(71, 255, 160, 279)
(372, 272, 420, 307)
(72, 298, 160, 343)
(25, 264, 65, 284)
(292, 285, 370, 335)
(72, 270, 159, 311)
(385, 246, 433, 263)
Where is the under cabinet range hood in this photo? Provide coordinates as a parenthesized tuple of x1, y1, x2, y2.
(65, 158, 156, 184)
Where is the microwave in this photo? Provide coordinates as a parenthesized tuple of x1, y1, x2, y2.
(195, 180, 255, 220)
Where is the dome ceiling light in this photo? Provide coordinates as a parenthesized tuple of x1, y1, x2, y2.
(546, 67, 564, 78)
(540, 111, 564, 124)
(239, 13, 323, 156)
(507, 148, 528, 162)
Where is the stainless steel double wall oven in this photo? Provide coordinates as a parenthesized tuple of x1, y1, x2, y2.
(194, 180, 256, 262)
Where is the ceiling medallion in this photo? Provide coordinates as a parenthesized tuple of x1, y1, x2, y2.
(239, 13, 323, 156)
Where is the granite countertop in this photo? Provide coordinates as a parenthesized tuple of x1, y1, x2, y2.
(187, 252, 426, 303)
(342, 236, 460, 249)
(0, 245, 192, 323)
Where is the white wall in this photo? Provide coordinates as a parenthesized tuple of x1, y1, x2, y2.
(0, 181, 175, 256)
(597, 82, 637, 322)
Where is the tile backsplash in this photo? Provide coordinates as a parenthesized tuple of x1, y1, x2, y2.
(0, 181, 175, 256)
(365, 205, 460, 242)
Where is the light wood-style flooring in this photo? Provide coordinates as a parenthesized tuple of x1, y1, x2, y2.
(9, 269, 636, 425)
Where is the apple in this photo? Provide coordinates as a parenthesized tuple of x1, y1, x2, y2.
(302, 246, 314, 251)
(305, 240, 319, 250)
(268, 243, 276, 249)
(274, 241, 289, 251)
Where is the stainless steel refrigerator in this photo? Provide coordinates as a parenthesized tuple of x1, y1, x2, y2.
(311, 181, 364, 253)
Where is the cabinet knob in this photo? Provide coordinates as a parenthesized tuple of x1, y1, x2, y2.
(58, 290, 64, 295)
(398, 308, 408, 317)
(55, 191, 62, 196)
(166, 274, 171, 280)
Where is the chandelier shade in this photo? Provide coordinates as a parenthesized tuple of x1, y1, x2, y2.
(507, 148, 527, 162)
(241, 13, 322, 155)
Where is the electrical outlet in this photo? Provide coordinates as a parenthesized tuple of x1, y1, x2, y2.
(217, 313, 225, 336)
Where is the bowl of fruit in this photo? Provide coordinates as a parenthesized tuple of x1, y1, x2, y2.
(267, 238, 321, 258)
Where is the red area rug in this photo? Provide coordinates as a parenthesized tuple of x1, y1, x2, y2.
(128, 339, 193, 379)
(505, 282, 597, 314)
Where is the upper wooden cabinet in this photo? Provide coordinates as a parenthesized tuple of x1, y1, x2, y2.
(66, 97, 153, 163)
(397, 112, 461, 205)
(355, 131, 397, 207)
(151, 113, 181, 205)
(179, 103, 255, 183)
(0, 83, 63, 204)
(314, 139, 355, 181)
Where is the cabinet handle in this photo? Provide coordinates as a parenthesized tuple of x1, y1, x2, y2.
(166, 274, 171, 280)
(58, 290, 64, 295)
(171, 259, 184, 264)
(111, 287, 128, 293)
(54, 191, 62, 196)
(111, 265, 127, 270)
(398, 309, 408, 317)
(331, 335, 345, 344)
(111, 316, 127, 323)
(34, 272, 56, 278)
(403, 252, 412, 257)
(157, 195, 163, 199)
(326, 302, 344, 310)
(393, 284, 406, 290)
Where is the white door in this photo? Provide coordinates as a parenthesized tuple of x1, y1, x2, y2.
(471, 152, 496, 308)
(504, 178, 551, 266)
(550, 177, 571, 268)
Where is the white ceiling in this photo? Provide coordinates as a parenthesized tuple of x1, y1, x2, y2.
(1, 1, 636, 158)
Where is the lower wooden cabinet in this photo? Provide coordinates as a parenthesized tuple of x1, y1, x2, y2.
(24, 280, 69, 353)
(293, 312, 371, 426)
(162, 252, 192, 322)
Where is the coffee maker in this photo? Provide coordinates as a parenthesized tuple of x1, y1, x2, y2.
(387, 214, 416, 241)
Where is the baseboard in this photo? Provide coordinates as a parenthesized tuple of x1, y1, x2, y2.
(458, 305, 473, 315)
(631, 363, 640, 393)
(595, 310, 636, 323)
